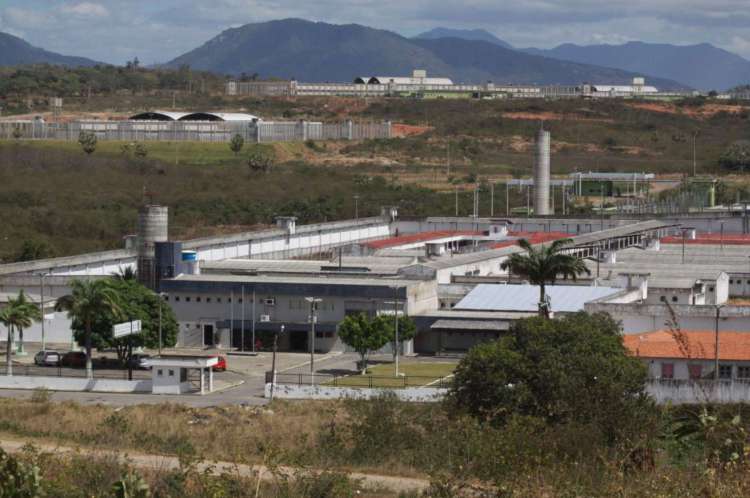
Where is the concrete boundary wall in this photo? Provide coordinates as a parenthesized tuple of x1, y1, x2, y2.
(0, 120, 392, 143)
(0, 376, 151, 393)
(265, 383, 447, 402)
(646, 380, 750, 404)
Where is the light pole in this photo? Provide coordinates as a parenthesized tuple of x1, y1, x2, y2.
(714, 305, 723, 381)
(158, 292, 167, 356)
(305, 297, 322, 379)
(354, 194, 360, 221)
(37, 272, 50, 351)
(270, 324, 284, 401)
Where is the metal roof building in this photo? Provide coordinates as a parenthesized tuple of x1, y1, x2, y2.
(455, 284, 623, 313)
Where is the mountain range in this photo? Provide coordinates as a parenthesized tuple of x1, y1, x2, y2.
(2, 18, 749, 91)
(0, 31, 99, 67)
(523, 41, 750, 91)
(165, 19, 684, 89)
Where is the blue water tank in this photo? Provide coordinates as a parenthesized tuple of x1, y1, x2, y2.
(181, 250, 198, 262)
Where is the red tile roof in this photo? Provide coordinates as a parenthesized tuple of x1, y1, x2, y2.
(490, 231, 570, 249)
(363, 231, 482, 250)
(661, 233, 750, 246)
(623, 330, 750, 361)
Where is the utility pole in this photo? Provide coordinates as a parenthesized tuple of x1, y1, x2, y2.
(38, 273, 49, 351)
(692, 131, 698, 177)
(157, 292, 166, 355)
(354, 194, 360, 221)
(269, 324, 284, 401)
(714, 305, 722, 381)
(393, 287, 400, 377)
(305, 297, 322, 380)
(241, 285, 245, 352)
(446, 142, 451, 177)
(455, 186, 459, 216)
(490, 182, 494, 217)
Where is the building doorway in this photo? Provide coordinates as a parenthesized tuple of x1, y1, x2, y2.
(203, 324, 215, 347)
(289, 330, 308, 352)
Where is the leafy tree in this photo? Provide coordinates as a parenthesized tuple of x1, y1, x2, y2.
(0, 291, 41, 375)
(449, 312, 649, 437)
(55, 279, 121, 378)
(229, 134, 245, 156)
(15, 238, 54, 262)
(0, 446, 42, 497)
(78, 131, 97, 155)
(247, 145, 275, 174)
(719, 140, 750, 172)
(67, 278, 177, 365)
(500, 238, 590, 318)
(338, 313, 392, 374)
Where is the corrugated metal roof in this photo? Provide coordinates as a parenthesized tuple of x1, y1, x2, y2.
(455, 284, 622, 312)
(431, 319, 509, 331)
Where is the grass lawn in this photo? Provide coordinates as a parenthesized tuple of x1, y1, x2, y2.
(327, 361, 457, 389)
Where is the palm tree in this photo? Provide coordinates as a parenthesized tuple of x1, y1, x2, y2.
(9, 291, 41, 356)
(55, 279, 121, 379)
(501, 238, 590, 318)
(111, 266, 137, 281)
(1, 291, 42, 375)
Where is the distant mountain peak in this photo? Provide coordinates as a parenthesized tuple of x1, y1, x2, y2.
(414, 27, 513, 49)
(0, 31, 100, 67)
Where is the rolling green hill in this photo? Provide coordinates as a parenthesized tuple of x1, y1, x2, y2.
(0, 31, 99, 67)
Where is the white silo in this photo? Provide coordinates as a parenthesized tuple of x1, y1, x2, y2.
(533, 129, 552, 215)
(137, 205, 169, 289)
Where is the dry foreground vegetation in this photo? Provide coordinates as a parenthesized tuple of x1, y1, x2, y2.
(0, 395, 750, 497)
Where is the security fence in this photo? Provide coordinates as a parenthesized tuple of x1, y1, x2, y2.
(267, 371, 450, 389)
(0, 119, 392, 143)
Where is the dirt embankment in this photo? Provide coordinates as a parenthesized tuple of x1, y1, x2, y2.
(627, 102, 750, 119)
(501, 111, 615, 123)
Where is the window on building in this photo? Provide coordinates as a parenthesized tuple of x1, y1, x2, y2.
(157, 369, 163, 377)
(672, 296, 678, 302)
(174, 296, 180, 302)
(163, 295, 169, 301)
(168, 369, 175, 377)
(709, 286, 715, 292)
(196, 297, 201, 302)
(738, 366, 750, 379)
(216, 297, 222, 303)
(688, 364, 703, 380)
(730, 279, 734, 284)
(185, 297, 191, 302)
(660, 296, 666, 302)
(661, 363, 674, 379)
(719, 364, 733, 380)
(206, 297, 211, 303)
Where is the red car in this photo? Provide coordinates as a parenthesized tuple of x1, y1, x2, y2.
(60, 351, 87, 368)
(211, 355, 227, 372)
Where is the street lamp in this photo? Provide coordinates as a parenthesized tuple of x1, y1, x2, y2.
(714, 304, 724, 381)
(270, 324, 284, 401)
(388, 286, 403, 377)
(305, 297, 322, 378)
(36, 272, 50, 352)
(158, 292, 168, 356)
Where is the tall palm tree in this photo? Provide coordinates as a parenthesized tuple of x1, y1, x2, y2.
(55, 279, 121, 379)
(1, 291, 42, 375)
(501, 238, 590, 318)
(111, 266, 137, 281)
(9, 291, 42, 356)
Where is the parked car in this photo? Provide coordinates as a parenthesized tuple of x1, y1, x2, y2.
(127, 353, 151, 370)
(212, 355, 227, 372)
(34, 351, 60, 367)
(60, 351, 86, 368)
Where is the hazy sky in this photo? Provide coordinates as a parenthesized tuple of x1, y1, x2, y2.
(1, 0, 749, 64)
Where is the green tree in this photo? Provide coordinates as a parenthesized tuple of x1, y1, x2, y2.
(15, 238, 54, 262)
(719, 140, 750, 172)
(55, 279, 121, 378)
(1, 291, 41, 375)
(229, 134, 245, 156)
(72, 278, 177, 364)
(449, 312, 649, 437)
(78, 130, 97, 155)
(338, 313, 392, 374)
(111, 267, 137, 282)
(500, 238, 590, 318)
(247, 145, 275, 174)
(0, 446, 42, 497)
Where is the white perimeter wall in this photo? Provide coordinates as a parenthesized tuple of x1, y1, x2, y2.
(265, 383, 447, 402)
(0, 376, 151, 393)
